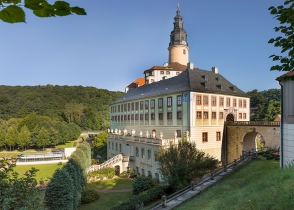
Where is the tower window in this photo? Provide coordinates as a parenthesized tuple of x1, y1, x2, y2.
(183, 49, 186, 55)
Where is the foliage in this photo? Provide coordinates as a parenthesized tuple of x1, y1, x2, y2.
(93, 131, 108, 160)
(0, 85, 123, 130)
(87, 167, 115, 181)
(155, 139, 218, 191)
(44, 169, 74, 210)
(132, 175, 158, 195)
(77, 141, 92, 169)
(247, 88, 280, 121)
(0, 158, 44, 209)
(63, 162, 80, 207)
(81, 188, 100, 204)
(0, 0, 86, 24)
(110, 185, 166, 210)
(268, 0, 294, 71)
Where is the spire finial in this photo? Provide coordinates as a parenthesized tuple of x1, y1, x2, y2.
(177, 3, 180, 10)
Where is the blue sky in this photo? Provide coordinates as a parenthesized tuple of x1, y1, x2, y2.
(0, 0, 285, 92)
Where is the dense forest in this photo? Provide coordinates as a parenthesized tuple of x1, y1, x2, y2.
(0, 85, 123, 150)
(247, 88, 280, 121)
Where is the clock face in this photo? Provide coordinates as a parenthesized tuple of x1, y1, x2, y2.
(181, 40, 186, 45)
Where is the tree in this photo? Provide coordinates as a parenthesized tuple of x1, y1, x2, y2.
(93, 131, 108, 160)
(268, 0, 294, 72)
(0, 0, 86, 24)
(0, 158, 44, 209)
(17, 125, 31, 150)
(5, 126, 18, 151)
(36, 126, 49, 150)
(0, 128, 6, 150)
(44, 169, 74, 210)
(155, 139, 218, 191)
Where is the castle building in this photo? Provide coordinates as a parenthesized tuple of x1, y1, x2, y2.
(107, 6, 250, 177)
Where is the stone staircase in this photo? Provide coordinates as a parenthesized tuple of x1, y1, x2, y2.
(86, 154, 123, 174)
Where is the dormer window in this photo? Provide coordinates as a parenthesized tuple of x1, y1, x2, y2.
(201, 82, 210, 88)
(230, 85, 236, 92)
(217, 84, 225, 91)
(166, 71, 170, 75)
(160, 71, 164, 74)
(202, 75, 208, 81)
(216, 77, 221, 82)
(183, 49, 186, 55)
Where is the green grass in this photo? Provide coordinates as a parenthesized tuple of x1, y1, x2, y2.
(55, 140, 75, 148)
(14, 163, 64, 182)
(176, 157, 294, 210)
(79, 178, 134, 210)
(78, 192, 133, 210)
(87, 178, 134, 190)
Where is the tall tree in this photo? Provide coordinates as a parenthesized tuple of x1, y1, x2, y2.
(268, 0, 294, 72)
(93, 131, 108, 160)
(18, 125, 31, 150)
(36, 126, 49, 150)
(0, 128, 6, 150)
(155, 139, 218, 191)
(0, 0, 86, 23)
(5, 126, 18, 151)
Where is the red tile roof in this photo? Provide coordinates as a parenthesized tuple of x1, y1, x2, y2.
(126, 78, 145, 89)
(276, 70, 294, 81)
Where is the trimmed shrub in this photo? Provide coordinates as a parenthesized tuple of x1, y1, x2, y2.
(44, 169, 74, 210)
(87, 167, 115, 181)
(77, 142, 92, 168)
(81, 188, 100, 204)
(110, 185, 166, 210)
(63, 162, 80, 208)
(132, 175, 158, 195)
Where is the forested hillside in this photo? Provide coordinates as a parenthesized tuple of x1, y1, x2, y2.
(0, 85, 124, 130)
(247, 88, 280, 121)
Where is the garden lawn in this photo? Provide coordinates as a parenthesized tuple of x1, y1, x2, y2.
(87, 178, 134, 190)
(176, 157, 294, 210)
(14, 163, 64, 182)
(55, 140, 75, 148)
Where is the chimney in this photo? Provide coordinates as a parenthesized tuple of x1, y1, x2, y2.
(212, 66, 218, 74)
(136, 83, 140, 88)
(187, 62, 194, 70)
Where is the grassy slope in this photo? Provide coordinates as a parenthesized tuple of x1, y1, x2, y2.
(79, 178, 134, 210)
(14, 163, 64, 182)
(176, 157, 294, 210)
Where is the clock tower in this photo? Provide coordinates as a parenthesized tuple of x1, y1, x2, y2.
(168, 5, 189, 66)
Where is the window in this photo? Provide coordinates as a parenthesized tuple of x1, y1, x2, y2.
(118, 116, 120, 121)
(219, 112, 223, 119)
(112, 142, 114, 150)
(151, 79, 154, 83)
(158, 98, 163, 108)
(124, 115, 127, 121)
(141, 148, 145, 158)
(115, 143, 117, 151)
(140, 114, 143, 120)
(119, 144, 122, 152)
(121, 104, 123, 112)
(239, 113, 242, 119)
(226, 98, 231, 107)
(183, 49, 186, 54)
(135, 114, 139, 120)
(136, 167, 139, 173)
(239, 99, 242, 108)
(128, 103, 130, 111)
(151, 113, 155, 120)
(216, 132, 221, 141)
(243, 113, 247, 119)
(131, 102, 134, 111)
(243, 100, 247, 108)
(148, 149, 151, 160)
(203, 111, 208, 119)
(118, 105, 120, 112)
(150, 99, 155, 108)
(233, 99, 237, 107)
(108, 142, 110, 149)
(121, 115, 123, 121)
(131, 115, 134, 120)
(177, 111, 182, 119)
(212, 112, 216, 119)
(127, 115, 130, 120)
(203, 96, 209, 105)
(212, 96, 217, 106)
(167, 112, 172, 120)
(196, 95, 202, 105)
(124, 104, 127, 112)
(202, 132, 208, 142)
(160, 71, 164, 74)
(155, 173, 159, 180)
(176, 72, 180, 75)
(135, 102, 139, 110)
(145, 100, 149, 109)
(220, 97, 224, 106)
(176, 130, 181, 137)
(167, 97, 172, 107)
(196, 111, 202, 119)
(136, 147, 139, 157)
(115, 116, 117, 121)
(159, 113, 163, 120)
(146, 80, 149, 84)
(140, 101, 144, 109)
(145, 114, 149, 120)
(148, 171, 151, 176)
(142, 169, 145, 176)
(177, 95, 182, 106)
(166, 71, 170, 75)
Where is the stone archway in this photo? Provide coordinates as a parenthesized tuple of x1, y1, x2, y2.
(226, 113, 234, 121)
(243, 132, 258, 151)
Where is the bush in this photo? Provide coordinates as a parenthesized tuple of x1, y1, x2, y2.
(87, 167, 115, 181)
(81, 188, 100, 204)
(132, 175, 159, 195)
(110, 185, 166, 210)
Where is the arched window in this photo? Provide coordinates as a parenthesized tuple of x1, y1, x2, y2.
(183, 49, 186, 55)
